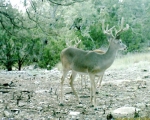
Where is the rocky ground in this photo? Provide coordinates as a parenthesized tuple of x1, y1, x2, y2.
(0, 61, 150, 120)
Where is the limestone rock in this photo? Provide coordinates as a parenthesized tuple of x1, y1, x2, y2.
(112, 106, 140, 118)
(3, 110, 12, 117)
(69, 111, 80, 119)
(69, 111, 80, 116)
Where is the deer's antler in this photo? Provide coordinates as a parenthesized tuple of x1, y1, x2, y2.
(115, 17, 129, 38)
(102, 17, 129, 39)
(102, 20, 115, 38)
(66, 38, 81, 48)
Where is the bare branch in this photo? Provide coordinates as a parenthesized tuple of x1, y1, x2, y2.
(48, 0, 85, 6)
(26, 8, 37, 23)
(29, 0, 37, 12)
(0, 11, 20, 28)
(0, 19, 13, 35)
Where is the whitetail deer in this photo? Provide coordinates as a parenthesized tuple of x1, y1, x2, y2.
(65, 39, 105, 88)
(60, 17, 129, 108)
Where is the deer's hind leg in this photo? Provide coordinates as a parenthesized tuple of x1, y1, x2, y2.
(69, 70, 81, 103)
(60, 69, 69, 104)
(97, 74, 104, 88)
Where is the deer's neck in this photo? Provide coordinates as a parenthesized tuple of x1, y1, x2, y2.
(102, 44, 118, 68)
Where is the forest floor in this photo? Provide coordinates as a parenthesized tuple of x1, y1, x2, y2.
(0, 59, 150, 119)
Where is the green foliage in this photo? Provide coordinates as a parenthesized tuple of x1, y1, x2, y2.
(38, 39, 66, 70)
(0, 31, 16, 71)
(74, 21, 108, 50)
(89, 22, 107, 49)
(0, 0, 150, 70)
(121, 28, 144, 52)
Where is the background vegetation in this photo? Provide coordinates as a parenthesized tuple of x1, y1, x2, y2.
(0, 0, 150, 70)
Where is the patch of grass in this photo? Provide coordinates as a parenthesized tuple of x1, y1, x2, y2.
(110, 52, 150, 69)
(115, 118, 150, 120)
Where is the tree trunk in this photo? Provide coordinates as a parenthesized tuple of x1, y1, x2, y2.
(18, 63, 21, 71)
(6, 64, 12, 71)
(18, 60, 22, 71)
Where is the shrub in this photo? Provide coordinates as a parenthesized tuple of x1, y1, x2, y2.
(38, 39, 66, 70)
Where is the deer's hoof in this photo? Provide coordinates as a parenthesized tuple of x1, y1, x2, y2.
(89, 105, 99, 110)
(59, 103, 64, 106)
(94, 107, 98, 111)
(79, 101, 82, 104)
(90, 105, 94, 107)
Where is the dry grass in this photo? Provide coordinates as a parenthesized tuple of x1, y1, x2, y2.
(110, 52, 150, 69)
(115, 118, 150, 120)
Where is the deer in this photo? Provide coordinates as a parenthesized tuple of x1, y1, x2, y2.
(60, 17, 129, 109)
(65, 38, 105, 88)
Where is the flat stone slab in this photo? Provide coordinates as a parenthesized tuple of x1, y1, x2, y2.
(112, 106, 140, 118)
(69, 111, 80, 116)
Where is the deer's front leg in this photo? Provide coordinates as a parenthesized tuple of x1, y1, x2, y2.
(89, 74, 97, 108)
(69, 71, 81, 103)
(60, 70, 69, 105)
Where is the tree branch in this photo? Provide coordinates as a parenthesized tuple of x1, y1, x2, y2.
(0, 19, 13, 35)
(48, 0, 85, 6)
(0, 11, 20, 28)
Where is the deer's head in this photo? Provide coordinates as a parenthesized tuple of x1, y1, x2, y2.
(102, 17, 129, 51)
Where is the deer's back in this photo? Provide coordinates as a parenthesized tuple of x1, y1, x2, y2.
(60, 47, 106, 73)
(60, 47, 87, 69)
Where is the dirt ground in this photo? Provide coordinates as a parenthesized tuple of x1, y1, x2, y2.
(0, 61, 150, 120)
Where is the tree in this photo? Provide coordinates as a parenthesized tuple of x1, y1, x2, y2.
(0, 0, 42, 70)
(38, 38, 66, 69)
(0, 31, 16, 71)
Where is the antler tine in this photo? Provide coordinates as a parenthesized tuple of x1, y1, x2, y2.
(115, 17, 129, 38)
(66, 39, 73, 47)
(74, 38, 81, 48)
(106, 24, 109, 31)
(102, 19, 105, 32)
(121, 17, 124, 29)
(102, 19, 115, 38)
(124, 24, 129, 31)
(66, 38, 81, 48)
